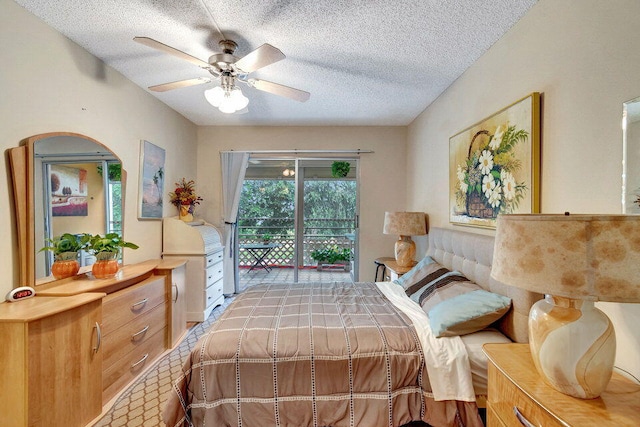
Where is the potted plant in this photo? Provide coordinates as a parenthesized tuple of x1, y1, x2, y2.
(39, 233, 86, 279)
(331, 161, 351, 178)
(169, 178, 203, 222)
(310, 245, 352, 271)
(83, 233, 139, 279)
(261, 233, 273, 244)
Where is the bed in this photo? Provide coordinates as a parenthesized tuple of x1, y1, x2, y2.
(163, 227, 541, 427)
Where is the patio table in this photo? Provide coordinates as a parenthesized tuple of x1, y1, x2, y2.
(240, 243, 280, 272)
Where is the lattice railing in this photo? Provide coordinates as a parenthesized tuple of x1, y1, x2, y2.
(238, 217, 355, 267)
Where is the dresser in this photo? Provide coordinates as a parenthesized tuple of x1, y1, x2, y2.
(483, 343, 640, 427)
(30, 260, 181, 419)
(0, 293, 104, 427)
(162, 217, 225, 322)
(155, 258, 188, 347)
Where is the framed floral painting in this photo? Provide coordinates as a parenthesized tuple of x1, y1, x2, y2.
(449, 93, 540, 229)
(138, 140, 166, 220)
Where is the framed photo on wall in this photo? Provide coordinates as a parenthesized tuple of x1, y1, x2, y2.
(138, 140, 166, 220)
(449, 92, 540, 229)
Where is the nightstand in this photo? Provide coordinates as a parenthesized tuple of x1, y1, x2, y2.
(483, 343, 640, 427)
(382, 259, 416, 281)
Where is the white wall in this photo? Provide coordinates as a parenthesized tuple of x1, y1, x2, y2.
(407, 0, 640, 379)
(0, 0, 198, 294)
(196, 126, 407, 282)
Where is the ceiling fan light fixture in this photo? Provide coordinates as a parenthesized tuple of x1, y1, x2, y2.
(204, 86, 225, 107)
(230, 87, 249, 110)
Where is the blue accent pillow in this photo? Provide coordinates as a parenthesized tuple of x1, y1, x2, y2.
(428, 289, 512, 338)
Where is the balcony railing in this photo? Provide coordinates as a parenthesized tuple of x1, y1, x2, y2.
(238, 217, 355, 268)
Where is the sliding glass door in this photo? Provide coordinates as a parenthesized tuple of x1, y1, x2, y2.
(238, 157, 358, 288)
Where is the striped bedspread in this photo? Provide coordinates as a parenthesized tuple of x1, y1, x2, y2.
(163, 282, 482, 427)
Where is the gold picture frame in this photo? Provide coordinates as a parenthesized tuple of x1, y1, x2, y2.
(449, 93, 540, 229)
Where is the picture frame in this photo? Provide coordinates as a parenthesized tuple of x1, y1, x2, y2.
(50, 165, 88, 217)
(138, 140, 166, 220)
(449, 92, 540, 229)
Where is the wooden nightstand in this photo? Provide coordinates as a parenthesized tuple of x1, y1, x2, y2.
(382, 259, 416, 281)
(483, 343, 640, 427)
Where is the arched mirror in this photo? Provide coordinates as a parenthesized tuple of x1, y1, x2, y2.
(9, 132, 125, 287)
(623, 97, 640, 214)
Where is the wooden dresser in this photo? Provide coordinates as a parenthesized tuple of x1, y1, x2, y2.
(0, 293, 104, 427)
(0, 259, 187, 426)
(483, 343, 640, 427)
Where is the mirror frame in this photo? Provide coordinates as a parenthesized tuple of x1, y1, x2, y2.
(9, 132, 126, 287)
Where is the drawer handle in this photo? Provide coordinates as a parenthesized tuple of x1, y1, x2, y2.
(131, 325, 150, 341)
(208, 275, 213, 280)
(93, 322, 101, 353)
(172, 283, 179, 303)
(131, 298, 148, 310)
(513, 407, 535, 427)
(131, 353, 149, 369)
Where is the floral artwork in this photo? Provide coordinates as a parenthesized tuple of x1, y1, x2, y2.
(449, 93, 540, 228)
(138, 140, 165, 219)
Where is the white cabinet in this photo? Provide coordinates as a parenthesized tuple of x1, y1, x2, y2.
(162, 217, 225, 322)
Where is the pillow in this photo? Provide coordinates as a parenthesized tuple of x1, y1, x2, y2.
(428, 290, 512, 337)
(412, 271, 481, 313)
(394, 256, 451, 296)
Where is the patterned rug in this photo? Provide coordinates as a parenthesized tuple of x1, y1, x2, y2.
(93, 297, 234, 427)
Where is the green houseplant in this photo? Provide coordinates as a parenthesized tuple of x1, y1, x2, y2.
(331, 161, 351, 178)
(83, 233, 139, 279)
(311, 245, 352, 271)
(39, 233, 86, 279)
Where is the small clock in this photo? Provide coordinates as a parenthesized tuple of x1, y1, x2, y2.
(6, 286, 36, 302)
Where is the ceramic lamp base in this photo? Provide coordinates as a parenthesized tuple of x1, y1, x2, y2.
(394, 236, 416, 267)
(528, 295, 616, 399)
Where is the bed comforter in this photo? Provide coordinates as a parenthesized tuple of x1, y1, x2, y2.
(163, 282, 483, 427)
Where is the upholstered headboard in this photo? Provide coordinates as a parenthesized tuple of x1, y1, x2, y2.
(426, 227, 542, 343)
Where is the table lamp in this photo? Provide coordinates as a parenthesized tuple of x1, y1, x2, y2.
(382, 212, 427, 267)
(491, 213, 640, 399)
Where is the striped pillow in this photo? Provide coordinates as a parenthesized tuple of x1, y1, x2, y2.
(395, 256, 451, 296)
(413, 273, 483, 314)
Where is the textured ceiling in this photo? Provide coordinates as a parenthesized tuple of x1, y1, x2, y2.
(14, 0, 538, 126)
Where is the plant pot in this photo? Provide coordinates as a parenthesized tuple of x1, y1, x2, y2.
(51, 252, 80, 279)
(92, 252, 120, 279)
(179, 204, 193, 222)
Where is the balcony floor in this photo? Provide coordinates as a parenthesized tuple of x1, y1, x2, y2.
(239, 266, 352, 292)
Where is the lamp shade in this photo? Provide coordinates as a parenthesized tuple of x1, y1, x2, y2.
(491, 214, 640, 303)
(382, 212, 427, 236)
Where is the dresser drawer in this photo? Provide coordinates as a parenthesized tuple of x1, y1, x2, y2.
(488, 363, 563, 427)
(102, 328, 166, 402)
(205, 279, 223, 307)
(102, 303, 167, 370)
(205, 251, 224, 268)
(205, 262, 224, 287)
(102, 275, 165, 334)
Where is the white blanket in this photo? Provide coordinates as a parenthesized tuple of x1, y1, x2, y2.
(376, 281, 476, 402)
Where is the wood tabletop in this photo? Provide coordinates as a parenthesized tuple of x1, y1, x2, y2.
(483, 343, 640, 426)
(383, 259, 417, 274)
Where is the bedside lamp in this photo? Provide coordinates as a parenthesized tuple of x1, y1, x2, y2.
(383, 212, 427, 267)
(491, 213, 640, 399)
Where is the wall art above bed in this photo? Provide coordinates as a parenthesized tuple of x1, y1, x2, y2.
(449, 92, 540, 229)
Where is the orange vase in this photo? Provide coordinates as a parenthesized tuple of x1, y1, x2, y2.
(51, 259, 80, 280)
(92, 252, 120, 279)
(179, 204, 194, 222)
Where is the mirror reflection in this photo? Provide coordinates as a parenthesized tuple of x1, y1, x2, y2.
(623, 97, 640, 214)
(33, 135, 123, 279)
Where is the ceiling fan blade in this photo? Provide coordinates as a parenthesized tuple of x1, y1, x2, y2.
(248, 79, 310, 102)
(134, 36, 210, 68)
(235, 44, 285, 73)
(148, 77, 211, 92)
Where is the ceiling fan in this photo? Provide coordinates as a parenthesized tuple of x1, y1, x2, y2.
(133, 37, 310, 113)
